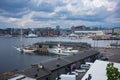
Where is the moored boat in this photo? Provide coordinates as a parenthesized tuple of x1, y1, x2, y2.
(26, 33, 38, 38)
(48, 43, 79, 55)
(16, 46, 36, 53)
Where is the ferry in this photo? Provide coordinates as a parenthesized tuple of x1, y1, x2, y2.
(26, 33, 38, 38)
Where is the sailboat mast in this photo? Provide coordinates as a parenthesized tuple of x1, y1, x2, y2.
(10, 28, 12, 36)
(20, 25, 23, 49)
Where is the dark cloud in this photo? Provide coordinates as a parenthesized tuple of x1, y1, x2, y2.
(0, 0, 29, 12)
(32, 9, 71, 21)
(32, 17, 52, 21)
(31, 5, 115, 23)
(30, 0, 66, 12)
(0, 9, 29, 18)
(0, 0, 31, 18)
(53, 6, 109, 22)
(0, 0, 61, 18)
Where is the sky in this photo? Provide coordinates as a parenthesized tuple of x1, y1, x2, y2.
(0, 0, 120, 28)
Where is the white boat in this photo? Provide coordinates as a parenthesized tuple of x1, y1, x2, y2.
(48, 44, 79, 55)
(26, 33, 38, 38)
(16, 47, 36, 53)
(63, 47, 79, 53)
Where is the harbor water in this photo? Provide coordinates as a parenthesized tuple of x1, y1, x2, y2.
(0, 36, 119, 73)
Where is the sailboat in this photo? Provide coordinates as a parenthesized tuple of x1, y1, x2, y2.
(16, 26, 36, 53)
(16, 46, 36, 53)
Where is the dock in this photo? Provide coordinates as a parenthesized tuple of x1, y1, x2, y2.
(34, 48, 49, 55)
(32, 41, 91, 55)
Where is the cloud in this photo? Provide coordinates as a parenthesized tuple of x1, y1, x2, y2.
(18, 11, 35, 26)
(0, 0, 31, 18)
(30, 1, 55, 12)
(0, 0, 120, 28)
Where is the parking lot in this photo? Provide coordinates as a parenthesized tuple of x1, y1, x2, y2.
(96, 47, 120, 63)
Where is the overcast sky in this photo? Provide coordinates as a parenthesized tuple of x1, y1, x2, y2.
(0, 0, 120, 28)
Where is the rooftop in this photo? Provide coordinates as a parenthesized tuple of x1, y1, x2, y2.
(34, 41, 91, 48)
(21, 49, 99, 79)
(81, 60, 120, 80)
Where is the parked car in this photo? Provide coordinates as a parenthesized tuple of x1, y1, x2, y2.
(100, 57, 109, 61)
(80, 64, 90, 69)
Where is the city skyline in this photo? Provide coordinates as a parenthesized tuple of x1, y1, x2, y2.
(0, 0, 120, 28)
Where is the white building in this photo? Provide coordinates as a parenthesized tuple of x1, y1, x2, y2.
(81, 60, 120, 80)
(74, 31, 104, 36)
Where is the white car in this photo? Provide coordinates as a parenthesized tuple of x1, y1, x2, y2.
(81, 64, 90, 69)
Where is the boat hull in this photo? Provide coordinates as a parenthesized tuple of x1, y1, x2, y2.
(16, 47, 35, 53)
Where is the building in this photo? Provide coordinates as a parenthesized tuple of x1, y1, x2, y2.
(82, 60, 120, 80)
(36, 29, 60, 37)
(71, 25, 90, 32)
(8, 49, 99, 80)
(60, 29, 72, 36)
(113, 27, 120, 34)
(34, 41, 91, 49)
(102, 28, 113, 34)
(74, 31, 104, 37)
(99, 27, 120, 35)
(56, 25, 60, 30)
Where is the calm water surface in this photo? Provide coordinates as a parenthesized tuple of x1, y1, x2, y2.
(0, 37, 57, 73)
(0, 36, 119, 73)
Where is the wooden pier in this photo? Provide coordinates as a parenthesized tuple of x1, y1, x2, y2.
(32, 41, 91, 54)
(34, 47, 49, 55)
